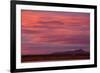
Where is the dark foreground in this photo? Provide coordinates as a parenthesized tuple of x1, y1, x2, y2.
(21, 52, 90, 63)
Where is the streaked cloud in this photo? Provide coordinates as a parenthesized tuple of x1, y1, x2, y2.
(21, 10, 90, 55)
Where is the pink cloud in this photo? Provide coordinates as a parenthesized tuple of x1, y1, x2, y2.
(21, 10, 90, 55)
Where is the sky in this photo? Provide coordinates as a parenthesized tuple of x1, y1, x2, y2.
(21, 10, 90, 55)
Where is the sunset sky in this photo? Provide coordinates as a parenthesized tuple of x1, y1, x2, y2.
(21, 10, 90, 55)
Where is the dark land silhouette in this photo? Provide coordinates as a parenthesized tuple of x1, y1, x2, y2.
(21, 49, 90, 63)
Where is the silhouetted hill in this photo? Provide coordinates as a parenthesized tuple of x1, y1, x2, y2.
(21, 49, 90, 62)
(50, 49, 89, 56)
